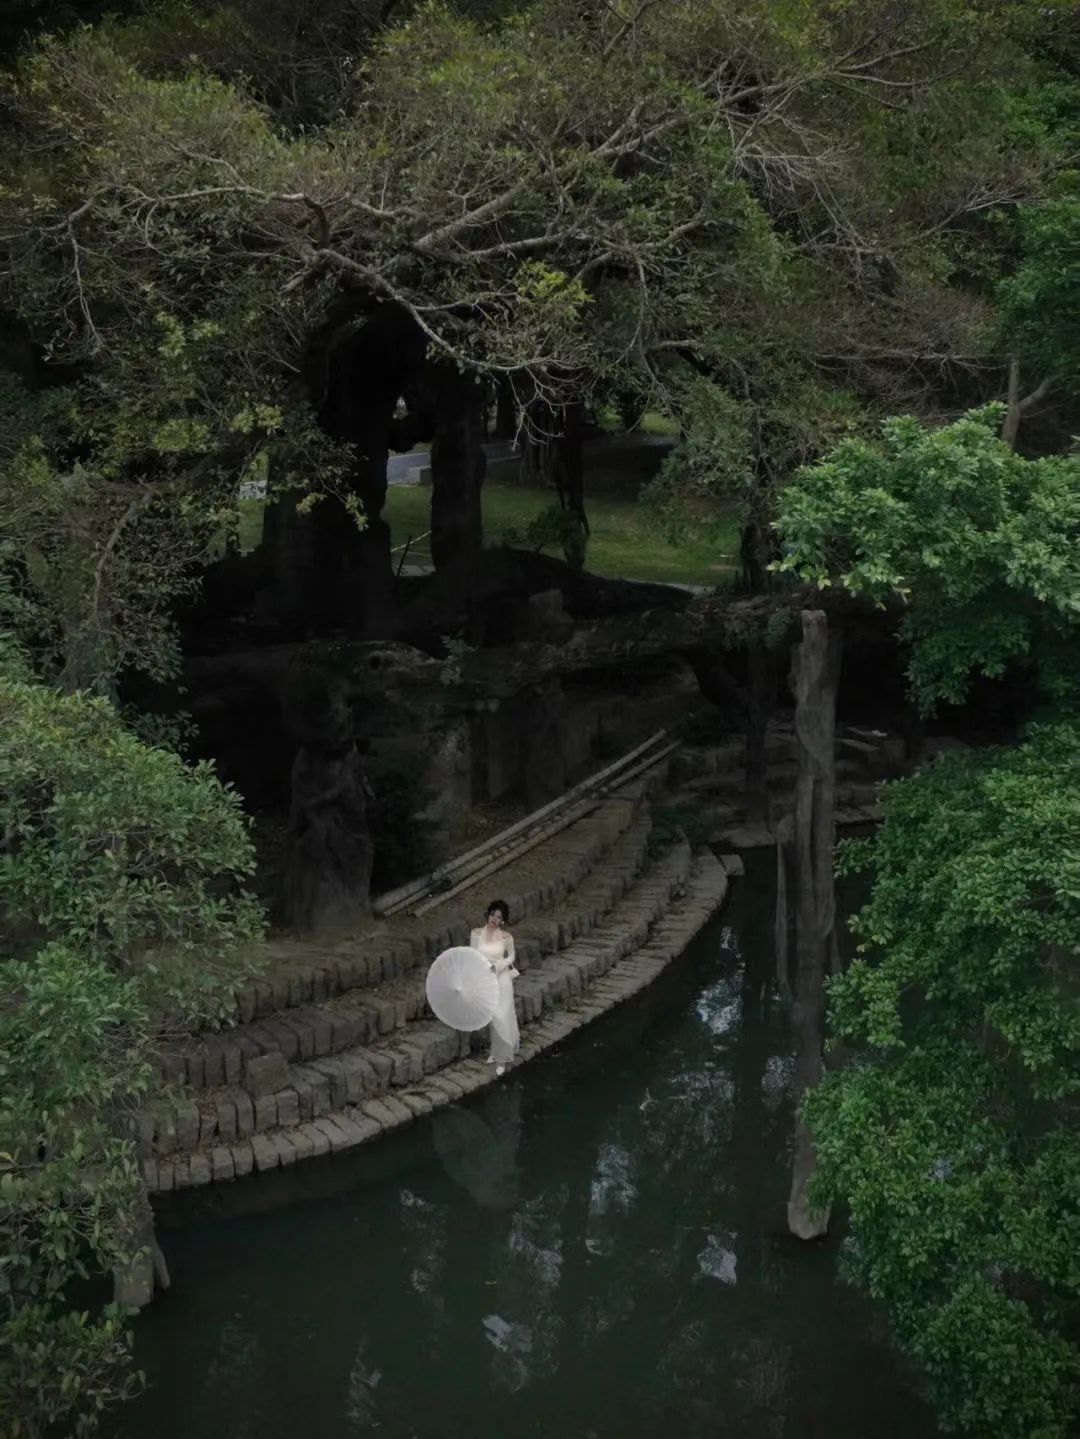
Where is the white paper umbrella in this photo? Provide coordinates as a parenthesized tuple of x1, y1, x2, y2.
(426, 947, 499, 1032)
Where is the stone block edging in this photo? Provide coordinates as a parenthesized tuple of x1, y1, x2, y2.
(142, 850, 728, 1193)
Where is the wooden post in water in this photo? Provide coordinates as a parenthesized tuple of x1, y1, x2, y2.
(786, 609, 841, 1241)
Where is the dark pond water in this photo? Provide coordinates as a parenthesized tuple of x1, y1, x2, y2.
(118, 849, 935, 1439)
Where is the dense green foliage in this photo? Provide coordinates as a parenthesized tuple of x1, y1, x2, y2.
(0, 656, 264, 1435)
(1, 678, 262, 979)
(815, 727, 1080, 1436)
(996, 186, 1080, 400)
(1, 0, 1075, 684)
(777, 416, 1080, 1435)
(0, 1, 1077, 1432)
(775, 408, 1080, 709)
(1, 940, 148, 1437)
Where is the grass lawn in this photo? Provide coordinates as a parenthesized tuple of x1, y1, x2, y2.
(594, 406, 681, 438)
(386, 481, 737, 587)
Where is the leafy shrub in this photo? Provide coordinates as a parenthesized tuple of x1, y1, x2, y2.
(0, 676, 264, 1020)
(499, 503, 588, 569)
(0, 673, 266, 1435)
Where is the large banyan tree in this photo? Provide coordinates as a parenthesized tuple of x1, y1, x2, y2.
(2, 0, 1072, 669)
(0, 0, 1074, 923)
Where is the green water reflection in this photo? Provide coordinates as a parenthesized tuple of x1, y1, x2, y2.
(119, 850, 935, 1439)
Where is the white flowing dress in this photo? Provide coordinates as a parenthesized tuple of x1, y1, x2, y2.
(471, 927, 520, 1064)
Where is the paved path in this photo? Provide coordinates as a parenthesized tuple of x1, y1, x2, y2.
(239, 441, 520, 500)
(388, 439, 520, 484)
(242, 433, 674, 499)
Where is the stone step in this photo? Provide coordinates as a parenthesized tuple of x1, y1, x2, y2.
(679, 754, 870, 799)
(711, 801, 882, 850)
(356, 806, 658, 1048)
(142, 846, 726, 1192)
(161, 785, 649, 1069)
(146, 840, 684, 1156)
(669, 738, 787, 783)
(669, 726, 896, 788)
(158, 805, 656, 1091)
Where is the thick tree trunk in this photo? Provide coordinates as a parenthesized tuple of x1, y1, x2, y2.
(298, 301, 426, 638)
(348, 516, 396, 639)
(521, 397, 590, 547)
(343, 442, 397, 638)
(617, 391, 639, 432)
(552, 401, 588, 532)
(277, 644, 417, 930)
(283, 743, 374, 931)
(739, 515, 775, 594)
(786, 610, 841, 1241)
(261, 488, 395, 639)
(429, 373, 487, 571)
(493, 379, 517, 440)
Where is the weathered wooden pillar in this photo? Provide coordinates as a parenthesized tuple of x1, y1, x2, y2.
(786, 608, 841, 1240)
(430, 375, 487, 571)
(773, 810, 794, 1002)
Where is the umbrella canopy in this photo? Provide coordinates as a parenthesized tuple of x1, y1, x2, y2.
(426, 946, 499, 1032)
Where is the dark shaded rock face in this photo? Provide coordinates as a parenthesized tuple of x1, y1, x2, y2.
(279, 642, 437, 931)
(518, 678, 567, 809)
(283, 742, 374, 933)
(399, 546, 688, 650)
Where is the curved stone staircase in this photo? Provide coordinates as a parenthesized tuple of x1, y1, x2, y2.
(140, 773, 728, 1192)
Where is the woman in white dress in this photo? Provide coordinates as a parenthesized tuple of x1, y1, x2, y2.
(470, 899, 520, 1076)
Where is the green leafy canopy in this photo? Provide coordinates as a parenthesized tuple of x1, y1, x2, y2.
(777, 405, 1080, 1435)
(809, 725, 1080, 1436)
(774, 408, 1080, 710)
(0, 667, 265, 1436)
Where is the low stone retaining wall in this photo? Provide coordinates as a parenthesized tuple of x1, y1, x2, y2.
(141, 848, 727, 1192)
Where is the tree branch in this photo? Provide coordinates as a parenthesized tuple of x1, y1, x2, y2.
(1001, 359, 1054, 449)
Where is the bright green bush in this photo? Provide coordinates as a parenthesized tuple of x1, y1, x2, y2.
(0, 672, 265, 1435)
